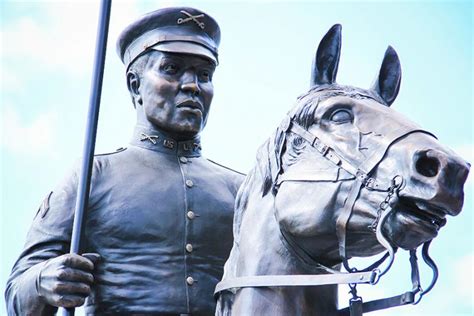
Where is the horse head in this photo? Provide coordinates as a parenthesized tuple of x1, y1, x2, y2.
(265, 24, 469, 266)
(217, 24, 470, 315)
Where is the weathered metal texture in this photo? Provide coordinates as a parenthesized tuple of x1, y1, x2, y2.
(5, 6, 246, 315)
(216, 24, 470, 316)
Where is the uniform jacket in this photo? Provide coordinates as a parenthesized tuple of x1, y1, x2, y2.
(5, 125, 245, 315)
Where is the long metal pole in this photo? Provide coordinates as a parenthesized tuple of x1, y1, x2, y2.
(58, 0, 111, 315)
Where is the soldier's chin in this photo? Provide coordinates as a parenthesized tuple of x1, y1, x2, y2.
(382, 210, 440, 250)
(172, 120, 204, 138)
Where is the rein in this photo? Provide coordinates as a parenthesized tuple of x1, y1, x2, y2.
(215, 116, 439, 315)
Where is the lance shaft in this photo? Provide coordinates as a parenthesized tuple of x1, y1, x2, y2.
(59, 0, 111, 315)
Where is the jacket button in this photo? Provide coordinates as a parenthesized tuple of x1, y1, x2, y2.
(179, 156, 188, 163)
(185, 180, 194, 188)
(186, 276, 194, 285)
(187, 211, 195, 219)
(186, 243, 193, 252)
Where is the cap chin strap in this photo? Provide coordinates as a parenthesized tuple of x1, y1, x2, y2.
(215, 116, 439, 315)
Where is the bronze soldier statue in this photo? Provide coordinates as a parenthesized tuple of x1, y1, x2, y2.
(5, 7, 244, 315)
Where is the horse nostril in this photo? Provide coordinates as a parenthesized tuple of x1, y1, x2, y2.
(415, 153, 440, 177)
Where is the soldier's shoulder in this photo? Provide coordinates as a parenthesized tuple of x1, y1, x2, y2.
(206, 159, 246, 177)
(95, 147, 128, 157)
(93, 147, 129, 169)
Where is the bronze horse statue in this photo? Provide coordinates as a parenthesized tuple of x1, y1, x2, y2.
(215, 25, 470, 315)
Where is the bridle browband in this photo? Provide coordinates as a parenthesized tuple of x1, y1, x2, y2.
(215, 115, 439, 315)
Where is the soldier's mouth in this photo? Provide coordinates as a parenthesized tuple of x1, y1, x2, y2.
(177, 99, 203, 112)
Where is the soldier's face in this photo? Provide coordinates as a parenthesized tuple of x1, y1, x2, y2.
(137, 51, 215, 139)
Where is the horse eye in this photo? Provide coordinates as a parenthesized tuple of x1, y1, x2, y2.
(330, 109, 352, 123)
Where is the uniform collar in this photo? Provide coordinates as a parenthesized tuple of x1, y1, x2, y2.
(130, 125, 202, 157)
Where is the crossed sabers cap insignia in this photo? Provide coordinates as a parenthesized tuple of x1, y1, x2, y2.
(177, 10, 205, 29)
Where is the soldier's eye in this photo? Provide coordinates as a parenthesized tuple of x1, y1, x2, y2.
(199, 70, 211, 82)
(330, 109, 352, 124)
(162, 63, 178, 74)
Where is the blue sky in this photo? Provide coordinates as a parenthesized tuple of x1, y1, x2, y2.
(1, 0, 472, 315)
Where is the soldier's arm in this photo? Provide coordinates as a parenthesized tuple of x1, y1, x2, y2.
(5, 166, 96, 315)
(5, 259, 57, 315)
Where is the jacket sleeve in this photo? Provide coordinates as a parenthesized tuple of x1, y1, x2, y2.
(5, 166, 79, 316)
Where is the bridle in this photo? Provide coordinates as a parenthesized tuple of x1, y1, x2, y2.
(215, 114, 440, 315)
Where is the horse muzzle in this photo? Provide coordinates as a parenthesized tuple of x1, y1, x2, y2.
(409, 148, 470, 216)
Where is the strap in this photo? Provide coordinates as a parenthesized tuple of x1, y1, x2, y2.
(288, 120, 436, 186)
(289, 122, 359, 177)
(277, 169, 344, 184)
(349, 297, 363, 316)
(339, 241, 422, 315)
(338, 292, 415, 315)
(336, 178, 364, 271)
(357, 127, 436, 176)
(279, 229, 342, 273)
(361, 251, 390, 272)
(214, 271, 376, 294)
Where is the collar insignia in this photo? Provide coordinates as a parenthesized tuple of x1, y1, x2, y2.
(140, 133, 159, 145)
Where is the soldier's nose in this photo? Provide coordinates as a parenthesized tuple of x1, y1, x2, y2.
(181, 82, 200, 96)
(180, 73, 201, 96)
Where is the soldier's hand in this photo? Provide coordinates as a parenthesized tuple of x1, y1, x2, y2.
(37, 253, 100, 308)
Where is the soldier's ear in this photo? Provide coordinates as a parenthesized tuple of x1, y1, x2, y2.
(127, 71, 142, 107)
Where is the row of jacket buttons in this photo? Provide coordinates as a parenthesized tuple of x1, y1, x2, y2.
(180, 156, 197, 287)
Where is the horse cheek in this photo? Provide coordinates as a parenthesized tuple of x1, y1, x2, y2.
(274, 181, 340, 237)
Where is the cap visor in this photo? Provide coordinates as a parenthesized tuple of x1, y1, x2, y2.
(152, 42, 217, 64)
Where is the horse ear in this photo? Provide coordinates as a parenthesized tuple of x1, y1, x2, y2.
(371, 46, 401, 106)
(310, 24, 342, 87)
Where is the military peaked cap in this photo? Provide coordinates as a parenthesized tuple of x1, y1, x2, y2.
(117, 7, 221, 70)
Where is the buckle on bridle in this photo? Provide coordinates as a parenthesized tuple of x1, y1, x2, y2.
(355, 169, 370, 184)
(369, 268, 381, 285)
(313, 138, 329, 155)
(326, 150, 341, 165)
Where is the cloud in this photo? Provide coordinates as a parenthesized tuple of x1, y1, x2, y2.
(1, 1, 140, 75)
(453, 253, 473, 302)
(454, 143, 474, 164)
(1, 106, 58, 156)
(1, 64, 23, 92)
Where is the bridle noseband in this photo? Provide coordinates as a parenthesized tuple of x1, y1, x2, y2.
(215, 115, 440, 316)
